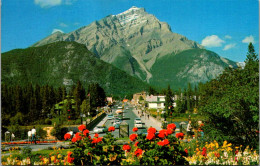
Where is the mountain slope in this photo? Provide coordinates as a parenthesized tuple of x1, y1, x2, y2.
(150, 49, 238, 88)
(1, 41, 149, 96)
(31, 6, 238, 88)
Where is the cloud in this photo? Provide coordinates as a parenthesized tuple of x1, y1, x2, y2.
(34, 0, 62, 8)
(52, 29, 64, 34)
(242, 35, 255, 44)
(59, 22, 68, 27)
(223, 43, 236, 51)
(201, 35, 225, 47)
(34, 0, 77, 8)
(225, 35, 232, 39)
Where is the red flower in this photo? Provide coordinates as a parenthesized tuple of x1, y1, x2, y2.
(68, 110, 70, 112)
(157, 141, 165, 146)
(88, 136, 91, 140)
(132, 127, 138, 132)
(71, 137, 77, 143)
(167, 123, 176, 131)
(129, 134, 138, 141)
(157, 139, 170, 146)
(92, 137, 102, 144)
(175, 132, 184, 140)
(64, 133, 71, 140)
(235, 150, 239, 155)
(158, 129, 168, 138)
(215, 152, 220, 158)
(184, 148, 188, 155)
(135, 148, 143, 157)
(75, 132, 82, 141)
(92, 138, 98, 144)
(83, 129, 89, 136)
(97, 137, 103, 143)
(202, 147, 207, 157)
(146, 133, 155, 140)
(108, 126, 115, 132)
(166, 129, 173, 135)
(94, 133, 99, 138)
(122, 144, 131, 152)
(147, 127, 156, 134)
(67, 152, 74, 163)
(163, 139, 169, 145)
(78, 124, 86, 131)
(134, 141, 139, 147)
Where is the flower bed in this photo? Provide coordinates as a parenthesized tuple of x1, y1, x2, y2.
(183, 140, 259, 165)
(1, 124, 259, 165)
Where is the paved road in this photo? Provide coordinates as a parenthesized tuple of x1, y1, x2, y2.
(91, 104, 148, 138)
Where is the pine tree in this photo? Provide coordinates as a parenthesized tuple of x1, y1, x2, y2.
(165, 85, 174, 115)
(245, 42, 258, 63)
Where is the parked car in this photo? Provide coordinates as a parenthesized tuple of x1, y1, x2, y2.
(107, 114, 114, 120)
(135, 121, 143, 128)
(134, 118, 142, 124)
(93, 126, 108, 133)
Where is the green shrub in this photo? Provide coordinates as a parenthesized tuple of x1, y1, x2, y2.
(36, 126, 47, 139)
(44, 119, 52, 125)
(21, 146, 32, 158)
(51, 123, 68, 140)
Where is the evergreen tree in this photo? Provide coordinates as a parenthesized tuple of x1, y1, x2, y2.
(165, 85, 174, 115)
(245, 42, 258, 64)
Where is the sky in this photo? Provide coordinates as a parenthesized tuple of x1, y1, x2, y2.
(1, 0, 259, 62)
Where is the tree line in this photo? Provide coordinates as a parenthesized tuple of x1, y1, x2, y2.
(1, 81, 106, 127)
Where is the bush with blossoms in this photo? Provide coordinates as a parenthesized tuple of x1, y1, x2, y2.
(67, 125, 125, 165)
(121, 124, 188, 165)
(64, 124, 187, 165)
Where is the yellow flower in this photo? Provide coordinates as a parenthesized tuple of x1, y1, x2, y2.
(58, 154, 62, 159)
(227, 147, 232, 152)
(51, 156, 55, 162)
(222, 140, 227, 148)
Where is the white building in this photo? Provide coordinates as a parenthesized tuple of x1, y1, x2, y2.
(146, 95, 166, 109)
(146, 95, 176, 109)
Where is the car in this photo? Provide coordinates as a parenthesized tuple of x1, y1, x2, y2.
(135, 121, 143, 128)
(93, 126, 108, 133)
(113, 120, 121, 125)
(126, 107, 129, 110)
(107, 114, 114, 120)
(134, 118, 142, 124)
(118, 106, 123, 109)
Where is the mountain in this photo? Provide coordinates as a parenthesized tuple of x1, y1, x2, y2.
(1, 41, 149, 96)
(32, 6, 238, 89)
(150, 49, 239, 88)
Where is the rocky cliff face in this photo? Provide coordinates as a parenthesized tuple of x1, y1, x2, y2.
(32, 6, 237, 89)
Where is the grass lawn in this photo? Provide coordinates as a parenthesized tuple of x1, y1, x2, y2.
(32, 148, 74, 156)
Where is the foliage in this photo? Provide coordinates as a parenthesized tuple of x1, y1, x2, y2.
(51, 123, 68, 140)
(198, 43, 259, 149)
(71, 128, 124, 165)
(21, 146, 32, 158)
(36, 126, 47, 139)
(122, 125, 188, 165)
